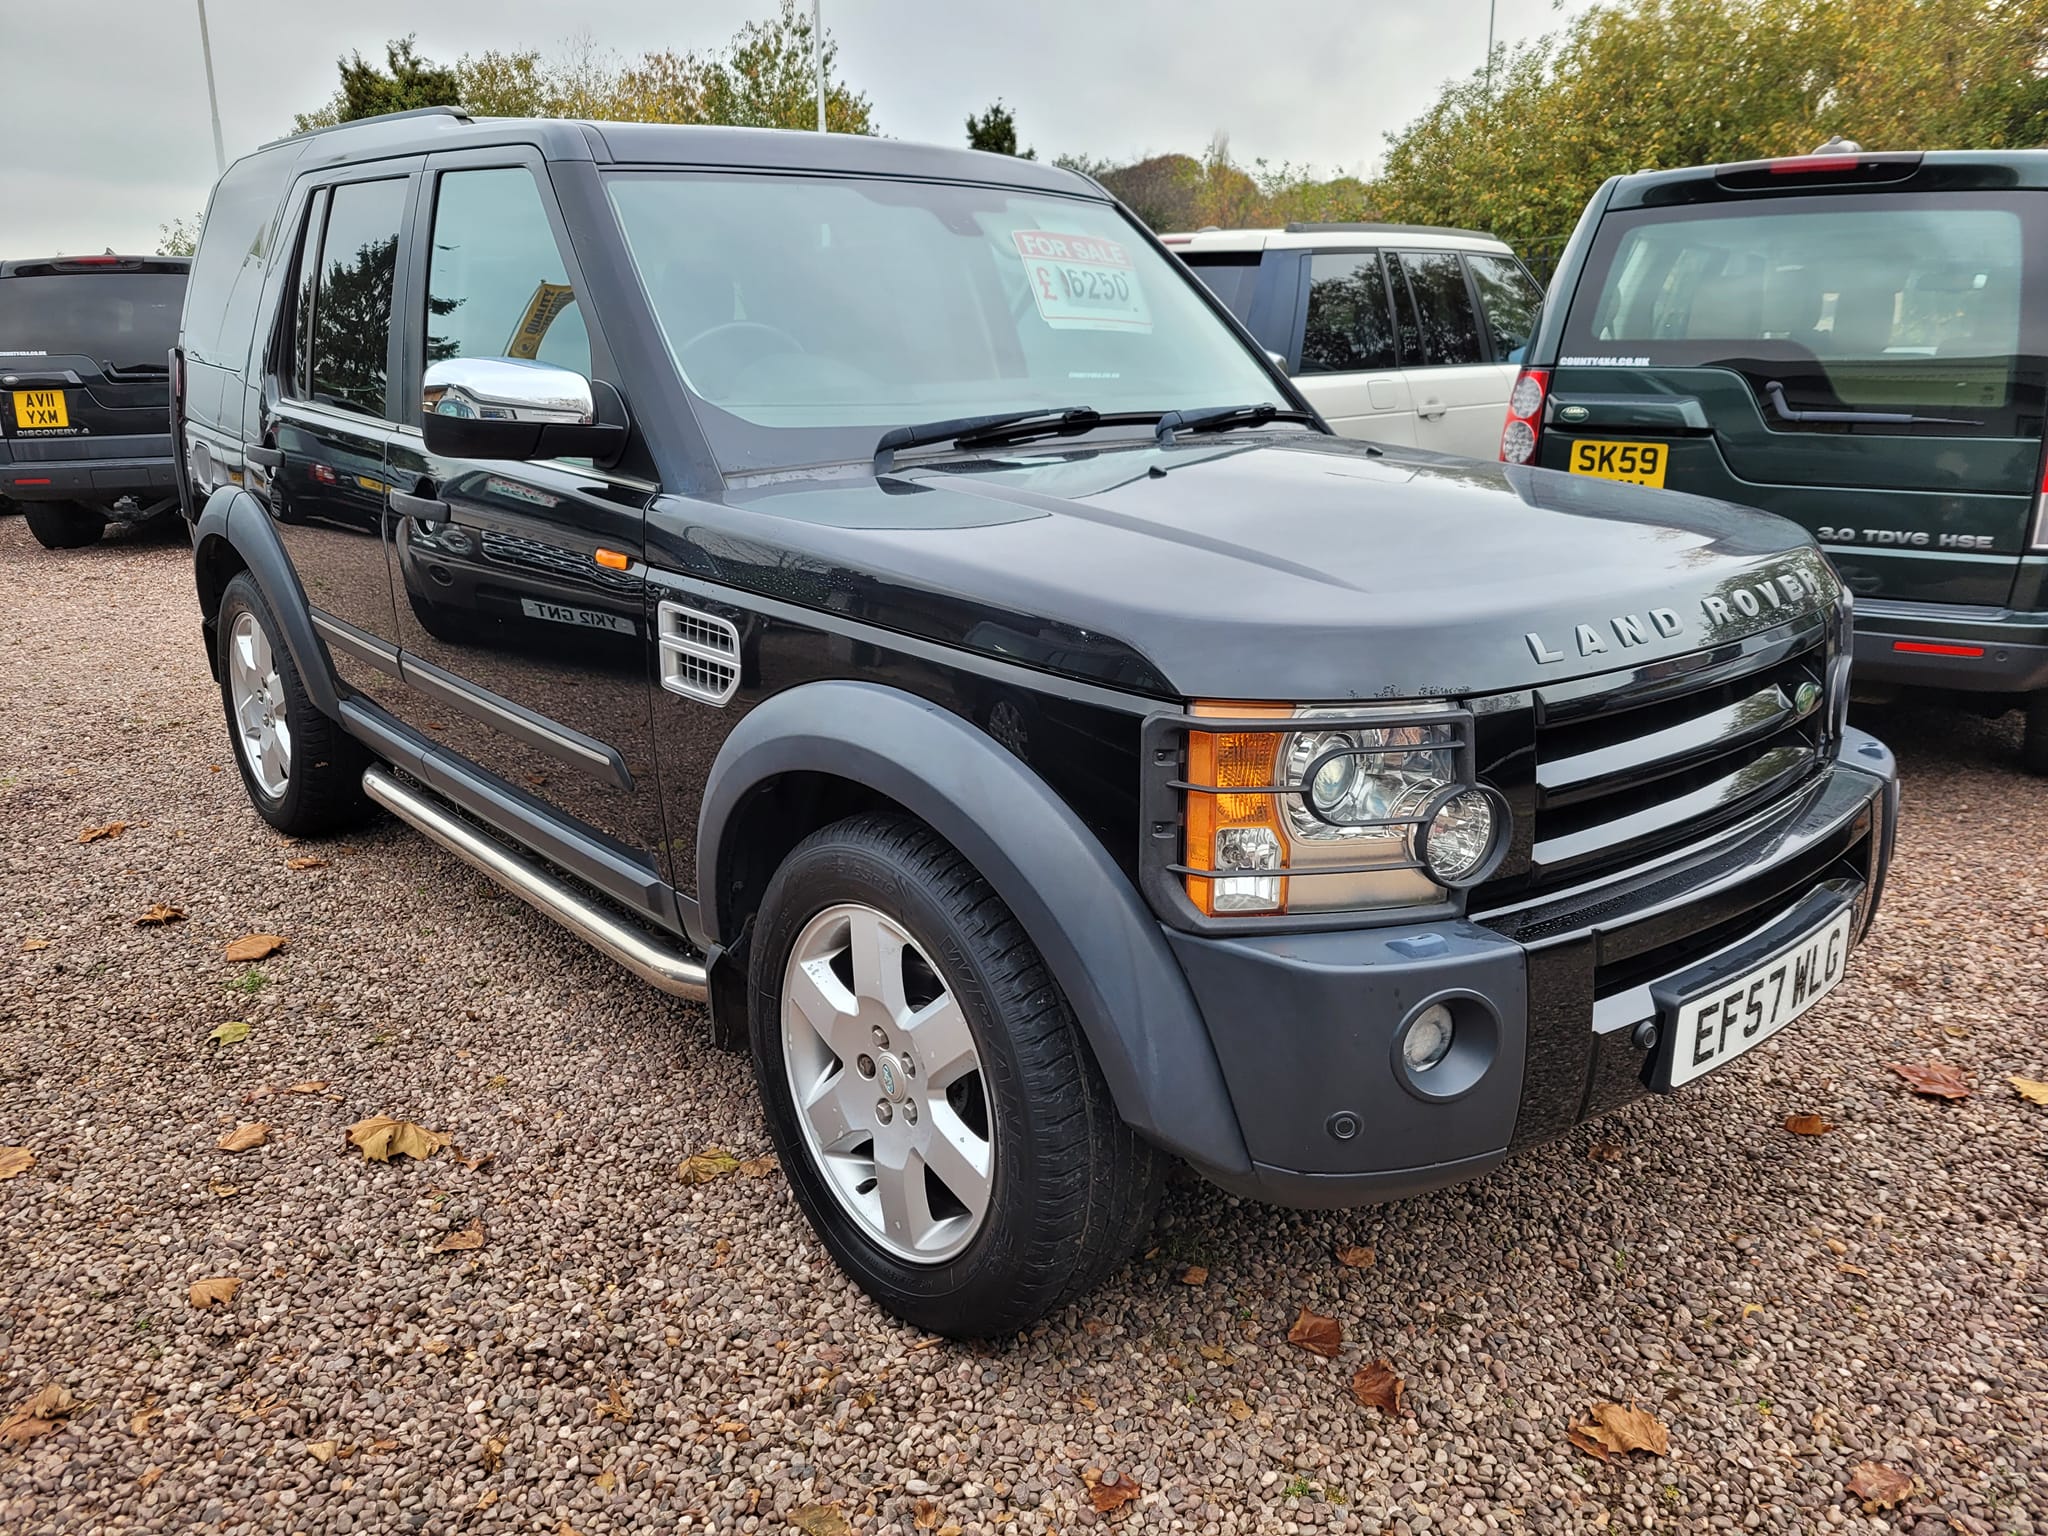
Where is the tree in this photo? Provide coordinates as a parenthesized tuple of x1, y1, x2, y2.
(1374, 0, 2048, 271)
(294, 36, 461, 132)
(157, 215, 201, 258)
(966, 99, 1034, 158)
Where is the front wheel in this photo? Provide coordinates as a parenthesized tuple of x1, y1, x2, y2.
(22, 500, 105, 550)
(215, 572, 375, 835)
(2024, 691, 2048, 776)
(748, 814, 1161, 1337)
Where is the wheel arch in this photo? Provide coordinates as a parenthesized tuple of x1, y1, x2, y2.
(697, 680, 1250, 1175)
(191, 485, 340, 715)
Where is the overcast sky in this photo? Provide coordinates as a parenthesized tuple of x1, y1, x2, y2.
(2, 0, 1599, 256)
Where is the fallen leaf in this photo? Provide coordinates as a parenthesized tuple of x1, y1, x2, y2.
(1838, 1263, 1871, 1277)
(1, 1385, 81, 1446)
(1226, 1398, 1253, 1422)
(2007, 1075, 2048, 1106)
(421, 1338, 452, 1357)
(137, 1466, 163, 1490)
(1287, 1306, 1343, 1358)
(594, 1381, 632, 1423)
(1197, 1343, 1237, 1364)
(307, 1440, 339, 1464)
(216, 1123, 269, 1153)
(594, 1468, 616, 1493)
(434, 1221, 485, 1253)
(207, 1180, 239, 1198)
(1334, 1243, 1376, 1269)
(1587, 1141, 1623, 1163)
(450, 1146, 495, 1172)
(21, 938, 51, 952)
(79, 822, 127, 843)
(224, 933, 286, 963)
(130, 1407, 162, 1436)
(736, 1153, 779, 1178)
(287, 1081, 330, 1094)
(188, 1277, 242, 1309)
(914, 1500, 942, 1530)
(207, 1020, 251, 1047)
(346, 1115, 448, 1163)
(1847, 1460, 1914, 1511)
(134, 903, 185, 926)
(285, 856, 328, 871)
(1180, 1265, 1208, 1286)
(480, 1436, 505, 1472)
(1888, 1062, 1970, 1100)
(677, 1147, 741, 1185)
(1350, 1359, 1405, 1415)
(1740, 1302, 1764, 1319)
(787, 1503, 853, 1536)
(1784, 1113, 1834, 1135)
(1569, 1401, 1669, 1458)
(1081, 1468, 1144, 1514)
(0, 1147, 35, 1181)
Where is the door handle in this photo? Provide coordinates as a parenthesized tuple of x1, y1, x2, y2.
(1417, 397, 1447, 421)
(244, 444, 282, 470)
(391, 488, 451, 522)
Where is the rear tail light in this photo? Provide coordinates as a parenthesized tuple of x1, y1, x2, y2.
(1500, 368, 1548, 464)
(2032, 457, 2048, 551)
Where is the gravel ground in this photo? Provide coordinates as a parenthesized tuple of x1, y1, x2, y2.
(2, 516, 2044, 1536)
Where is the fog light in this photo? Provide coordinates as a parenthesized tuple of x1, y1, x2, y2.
(1212, 825, 1283, 913)
(1402, 1002, 1454, 1072)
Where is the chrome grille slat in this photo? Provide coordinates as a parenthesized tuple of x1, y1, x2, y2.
(1538, 681, 1816, 804)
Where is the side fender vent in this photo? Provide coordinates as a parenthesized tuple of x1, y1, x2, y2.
(657, 600, 741, 706)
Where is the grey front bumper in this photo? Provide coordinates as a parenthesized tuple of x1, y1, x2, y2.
(1167, 728, 1899, 1209)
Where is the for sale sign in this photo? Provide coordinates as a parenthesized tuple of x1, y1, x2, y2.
(1011, 229, 1152, 332)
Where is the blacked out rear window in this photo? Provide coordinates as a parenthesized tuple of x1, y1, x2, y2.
(0, 273, 187, 370)
(1179, 253, 1261, 320)
(1561, 192, 2042, 429)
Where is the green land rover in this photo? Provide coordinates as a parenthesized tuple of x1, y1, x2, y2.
(1508, 149, 2048, 770)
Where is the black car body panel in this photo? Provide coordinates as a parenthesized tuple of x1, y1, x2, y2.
(177, 110, 1897, 1210)
(0, 256, 188, 518)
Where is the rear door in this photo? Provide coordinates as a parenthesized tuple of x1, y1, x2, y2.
(0, 259, 187, 496)
(1388, 249, 1514, 458)
(1292, 250, 1416, 445)
(1547, 188, 2044, 605)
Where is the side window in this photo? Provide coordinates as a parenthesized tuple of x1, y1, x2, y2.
(1466, 253, 1542, 362)
(305, 178, 407, 417)
(1392, 250, 1484, 367)
(1300, 252, 1397, 374)
(426, 168, 591, 378)
(284, 189, 327, 400)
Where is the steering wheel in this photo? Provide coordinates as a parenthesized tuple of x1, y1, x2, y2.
(678, 320, 805, 365)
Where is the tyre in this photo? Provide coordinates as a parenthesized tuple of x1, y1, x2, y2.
(215, 572, 375, 836)
(748, 814, 1161, 1338)
(22, 500, 105, 550)
(2024, 691, 2048, 776)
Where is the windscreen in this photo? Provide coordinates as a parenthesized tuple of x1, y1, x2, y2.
(0, 273, 188, 370)
(606, 172, 1287, 470)
(1562, 195, 2034, 426)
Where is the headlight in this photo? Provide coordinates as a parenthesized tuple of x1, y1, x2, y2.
(1181, 703, 1505, 917)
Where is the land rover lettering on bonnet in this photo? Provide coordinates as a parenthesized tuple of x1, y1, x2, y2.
(177, 108, 1898, 1336)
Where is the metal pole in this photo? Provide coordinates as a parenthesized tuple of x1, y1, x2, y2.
(1485, 0, 1497, 98)
(195, 0, 226, 173)
(813, 0, 826, 132)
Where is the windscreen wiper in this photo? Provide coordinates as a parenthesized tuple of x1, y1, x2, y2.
(875, 406, 1159, 471)
(1763, 380, 1979, 427)
(1153, 402, 1326, 443)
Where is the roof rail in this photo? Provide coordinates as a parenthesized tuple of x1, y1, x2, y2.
(1283, 220, 1502, 243)
(269, 103, 473, 148)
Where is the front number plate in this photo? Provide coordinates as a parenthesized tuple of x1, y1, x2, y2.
(1665, 907, 1854, 1088)
(10, 389, 69, 431)
(1568, 437, 1666, 487)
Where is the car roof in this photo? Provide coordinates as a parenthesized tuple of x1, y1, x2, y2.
(1160, 222, 1512, 255)
(0, 256, 190, 277)
(1608, 148, 2048, 209)
(258, 105, 1099, 197)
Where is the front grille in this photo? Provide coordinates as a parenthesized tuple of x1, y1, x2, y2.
(1528, 618, 1830, 888)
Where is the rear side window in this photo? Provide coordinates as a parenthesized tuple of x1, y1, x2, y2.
(0, 272, 186, 370)
(1300, 252, 1396, 373)
(1180, 253, 1261, 321)
(183, 146, 300, 369)
(1562, 195, 2034, 422)
(1467, 253, 1541, 362)
(302, 178, 407, 418)
(1392, 250, 1484, 366)
(425, 168, 590, 376)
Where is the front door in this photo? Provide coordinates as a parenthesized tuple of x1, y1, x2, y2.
(257, 174, 414, 707)
(383, 156, 663, 859)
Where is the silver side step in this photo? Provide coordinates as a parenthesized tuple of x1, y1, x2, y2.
(361, 766, 708, 1002)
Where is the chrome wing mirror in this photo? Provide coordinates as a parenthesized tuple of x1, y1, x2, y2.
(421, 357, 627, 463)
